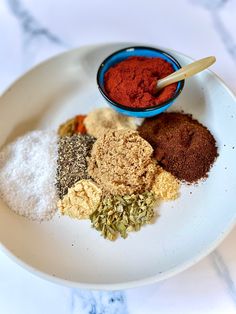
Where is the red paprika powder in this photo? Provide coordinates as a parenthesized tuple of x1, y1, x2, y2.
(104, 56, 177, 108)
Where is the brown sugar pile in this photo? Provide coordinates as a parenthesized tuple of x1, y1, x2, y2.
(88, 129, 157, 195)
(139, 112, 218, 183)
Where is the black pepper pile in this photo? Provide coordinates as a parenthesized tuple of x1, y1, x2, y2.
(56, 134, 96, 199)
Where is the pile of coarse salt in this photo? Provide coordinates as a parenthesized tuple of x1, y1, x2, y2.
(0, 130, 58, 221)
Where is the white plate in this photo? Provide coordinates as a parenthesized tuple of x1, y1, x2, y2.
(0, 43, 236, 290)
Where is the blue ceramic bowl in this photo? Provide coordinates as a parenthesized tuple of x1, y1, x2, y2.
(97, 46, 185, 118)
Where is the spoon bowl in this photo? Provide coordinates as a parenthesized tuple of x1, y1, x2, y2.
(156, 56, 216, 92)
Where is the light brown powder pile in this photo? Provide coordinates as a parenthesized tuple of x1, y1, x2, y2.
(88, 129, 157, 195)
(84, 107, 137, 138)
(58, 179, 102, 219)
(152, 166, 180, 200)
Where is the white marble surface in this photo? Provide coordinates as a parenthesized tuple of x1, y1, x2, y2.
(0, 0, 236, 313)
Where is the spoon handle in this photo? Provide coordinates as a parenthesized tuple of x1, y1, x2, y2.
(156, 56, 216, 91)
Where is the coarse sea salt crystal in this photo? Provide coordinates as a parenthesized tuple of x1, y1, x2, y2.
(0, 130, 58, 221)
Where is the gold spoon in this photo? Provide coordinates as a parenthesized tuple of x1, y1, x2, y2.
(156, 56, 216, 92)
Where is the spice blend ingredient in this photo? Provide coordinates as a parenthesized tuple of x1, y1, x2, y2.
(84, 107, 137, 138)
(152, 166, 180, 200)
(58, 179, 102, 219)
(139, 112, 218, 183)
(90, 192, 156, 241)
(0, 130, 58, 221)
(56, 134, 95, 199)
(88, 129, 157, 195)
(75, 115, 87, 134)
(104, 56, 177, 108)
(58, 115, 87, 137)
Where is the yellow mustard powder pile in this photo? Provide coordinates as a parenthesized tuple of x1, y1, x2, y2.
(152, 166, 180, 200)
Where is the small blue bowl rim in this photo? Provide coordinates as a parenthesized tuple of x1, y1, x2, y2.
(97, 46, 185, 112)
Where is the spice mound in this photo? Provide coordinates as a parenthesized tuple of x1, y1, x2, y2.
(104, 56, 177, 108)
(0, 130, 58, 221)
(90, 192, 156, 241)
(152, 166, 180, 200)
(58, 179, 102, 219)
(56, 134, 96, 199)
(139, 112, 218, 183)
(58, 114, 87, 136)
(88, 129, 157, 195)
(84, 107, 137, 138)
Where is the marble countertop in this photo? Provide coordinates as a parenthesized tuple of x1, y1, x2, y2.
(0, 0, 236, 313)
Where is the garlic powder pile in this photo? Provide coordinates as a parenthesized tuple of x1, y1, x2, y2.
(0, 130, 58, 221)
(152, 166, 180, 200)
(58, 179, 102, 219)
(84, 107, 137, 138)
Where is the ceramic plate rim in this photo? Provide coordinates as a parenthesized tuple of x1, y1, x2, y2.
(0, 42, 236, 290)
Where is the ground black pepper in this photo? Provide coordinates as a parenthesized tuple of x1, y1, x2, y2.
(138, 112, 218, 183)
(56, 134, 95, 199)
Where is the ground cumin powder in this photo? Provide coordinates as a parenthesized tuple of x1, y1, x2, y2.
(139, 112, 218, 183)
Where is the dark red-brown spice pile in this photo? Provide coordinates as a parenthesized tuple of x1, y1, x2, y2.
(138, 112, 218, 183)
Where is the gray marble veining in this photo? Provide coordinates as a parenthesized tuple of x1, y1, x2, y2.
(211, 251, 236, 306)
(7, 0, 64, 45)
(191, 0, 236, 62)
(191, 0, 229, 10)
(6, 0, 68, 67)
(70, 289, 128, 314)
(211, 11, 236, 61)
